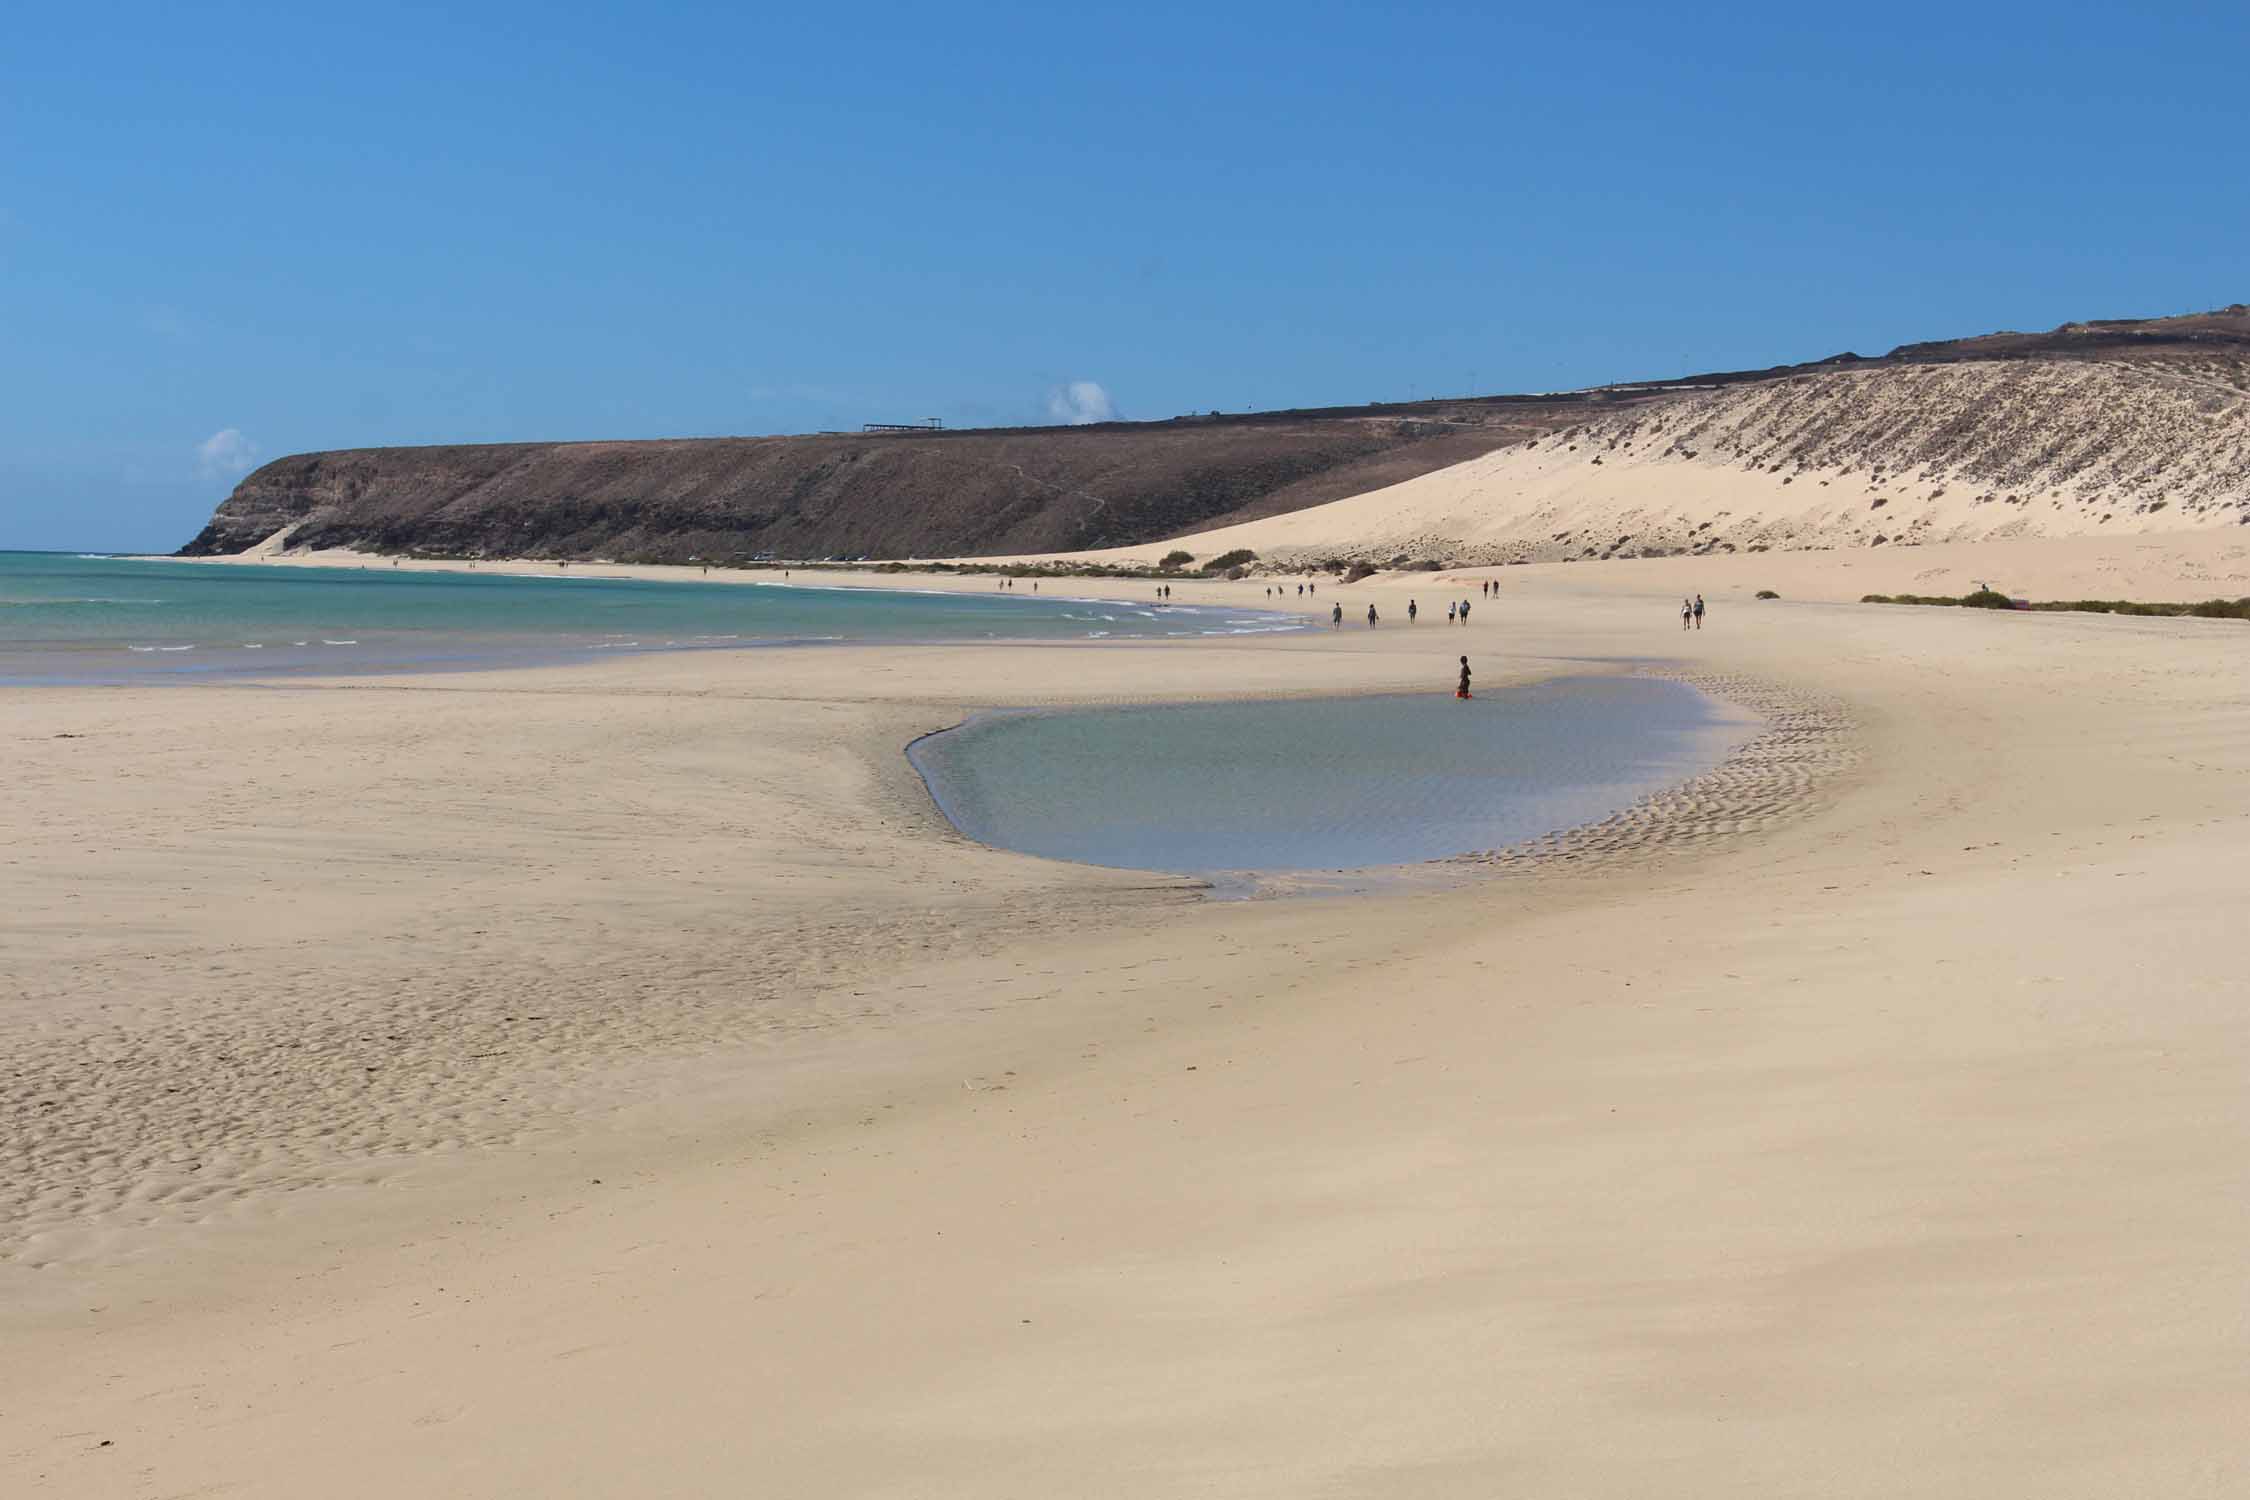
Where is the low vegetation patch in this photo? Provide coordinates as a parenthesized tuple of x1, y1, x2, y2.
(1754, 589, 1780, 600)
(1159, 549, 1194, 569)
(1199, 548, 1257, 572)
(1860, 590, 2016, 608)
(1862, 590, 2250, 620)
(1343, 562, 1378, 584)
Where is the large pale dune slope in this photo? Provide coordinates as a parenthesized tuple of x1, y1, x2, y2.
(1085, 356, 2250, 568)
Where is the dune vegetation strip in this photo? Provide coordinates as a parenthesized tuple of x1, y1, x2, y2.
(1861, 589, 2250, 619)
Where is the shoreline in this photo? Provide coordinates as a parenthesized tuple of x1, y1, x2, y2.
(8, 546, 2248, 1495)
(148, 525, 2250, 607)
(1, 654, 1821, 1275)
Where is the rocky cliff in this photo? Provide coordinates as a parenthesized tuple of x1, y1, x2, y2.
(182, 305, 2250, 563)
(177, 414, 1562, 562)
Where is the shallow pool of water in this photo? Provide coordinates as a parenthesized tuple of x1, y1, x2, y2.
(910, 675, 1757, 876)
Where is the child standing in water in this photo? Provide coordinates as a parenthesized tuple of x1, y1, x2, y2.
(1457, 655, 1472, 699)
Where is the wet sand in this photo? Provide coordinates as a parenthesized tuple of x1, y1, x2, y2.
(6, 539, 2248, 1497)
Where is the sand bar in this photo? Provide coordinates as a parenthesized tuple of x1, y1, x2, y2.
(6, 538, 2248, 1496)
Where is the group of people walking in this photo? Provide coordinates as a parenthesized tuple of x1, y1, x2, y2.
(1681, 593, 1706, 630)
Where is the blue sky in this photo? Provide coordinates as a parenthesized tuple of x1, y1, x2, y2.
(4, 2, 2245, 550)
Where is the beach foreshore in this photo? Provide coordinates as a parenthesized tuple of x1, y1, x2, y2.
(8, 539, 2249, 1497)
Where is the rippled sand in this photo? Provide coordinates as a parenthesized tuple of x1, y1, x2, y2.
(6, 542, 2247, 1498)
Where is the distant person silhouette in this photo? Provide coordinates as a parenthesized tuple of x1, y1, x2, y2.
(1459, 599, 1471, 625)
(1367, 604, 1379, 628)
(1693, 593, 1705, 629)
(1681, 598, 1693, 630)
(1457, 655, 1472, 699)
(1408, 599, 1418, 623)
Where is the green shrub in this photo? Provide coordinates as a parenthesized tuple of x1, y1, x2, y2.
(1754, 589, 1780, 600)
(1160, 549, 1194, 569)
(1201, 548, 1257, 571)
(1864, 591, 2250, 621)
(1343, 562, 1377, 584)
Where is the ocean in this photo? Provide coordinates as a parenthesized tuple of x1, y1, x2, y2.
(0, 553, 1301, 683)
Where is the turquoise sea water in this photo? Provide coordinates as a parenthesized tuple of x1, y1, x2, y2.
(910, 676, 1756, 876)
(0, 552, 1300, 682)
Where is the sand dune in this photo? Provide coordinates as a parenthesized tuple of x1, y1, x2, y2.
(1073, 356, 2250, 570)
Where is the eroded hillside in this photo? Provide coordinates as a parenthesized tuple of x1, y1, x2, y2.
(181, 304, 2250, 564)
(1109, 349, 2250, 569)
(178, 417, 1558, 562)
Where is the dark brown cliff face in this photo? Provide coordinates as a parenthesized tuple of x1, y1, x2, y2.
(178, 420, 1534, 562)
(180, 305, 2250, 561)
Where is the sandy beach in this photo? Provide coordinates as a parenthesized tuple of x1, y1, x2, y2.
(7, 537, 2248, 1496)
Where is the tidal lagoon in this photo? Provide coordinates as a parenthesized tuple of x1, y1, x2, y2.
(911, 675, 1758, 876)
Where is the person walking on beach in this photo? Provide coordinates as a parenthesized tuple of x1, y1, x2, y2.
(1459, 598, 1471, 625)
(1681, 598, 1693, 630)
(1408, 598, 1418, 623)
(1457, 655, 1473, 699)
(1367, 604, 1379, 628)
(1693, 593, 1705, 629)
(1331, 602, 1343, 628)
(1446, 602, 1456, 623)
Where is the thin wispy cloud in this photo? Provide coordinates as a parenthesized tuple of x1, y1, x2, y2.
(1046, 380, 1117, 426)
(196, 428, 260, 480)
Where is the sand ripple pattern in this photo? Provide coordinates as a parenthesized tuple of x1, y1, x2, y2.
(1462, 672, 1858, 874)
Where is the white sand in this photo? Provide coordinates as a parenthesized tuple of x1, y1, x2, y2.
(1015, 358, 2250, 575)
(6, 536, 2248, 1496)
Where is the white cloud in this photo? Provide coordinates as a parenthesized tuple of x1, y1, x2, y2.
(196, 428, 259, 480)
(1046, 379, 1117, 426)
